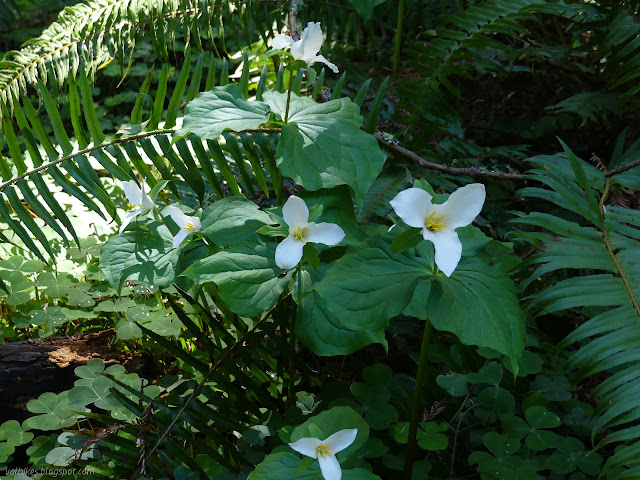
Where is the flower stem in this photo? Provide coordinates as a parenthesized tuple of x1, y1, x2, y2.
(154, 206, 175, 236)
(393, 0, 406, 71)
(403, 318, 433, 480)
(284, 62, 295, 123)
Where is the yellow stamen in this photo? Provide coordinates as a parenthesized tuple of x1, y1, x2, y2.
(424, 211, 447, 231)
(293, 226, 310, 242)
(184, 222, 196, 232)
(317, 444, 332, 457)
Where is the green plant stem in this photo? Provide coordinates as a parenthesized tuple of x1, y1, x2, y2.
(153, 206, 175, 236)
(284, 63, 295, 123)
(599, 177, 640, 318)
(393, 0, 406, 71)
(288, 263, 303, 406)
(403, 318, 433, 480)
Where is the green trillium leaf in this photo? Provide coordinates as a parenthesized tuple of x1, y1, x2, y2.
(296, 266, 387, 356)
(288, 406, 370, 458)
(100, 223, 179, 292)
(314, 237, 433, 332)
(425, 257, 526, 375)
(183, 240, 292, 317)
(200, 197, 272, 246)
(263, 91, 385, 208)
(251, 452, 381, 480)
(176, 84, 270, 139)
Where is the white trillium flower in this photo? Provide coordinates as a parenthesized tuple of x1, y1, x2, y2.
(289, 428, 358, 480)
(168, 206, 201, 248)
(390, 184, 486, 277)
(120, 179, 154, 234)
(270, 22, 339, 73)
(275, 196, 345, 270)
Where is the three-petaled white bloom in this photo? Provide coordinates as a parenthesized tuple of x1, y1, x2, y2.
(289, 428, 357, 480)
(120, 179, 154, 234)
(168, 206, 201, 248)
(270, 22, 339, 73)
(275, 196, 345, 270)
(390, 184, 486, 277)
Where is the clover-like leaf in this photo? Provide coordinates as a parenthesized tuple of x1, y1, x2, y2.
(0, 420, 33, 446)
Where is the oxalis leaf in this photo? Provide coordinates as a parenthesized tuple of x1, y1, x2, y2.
(176, 84, 271, 139)
(421, 257, 526, 375)
(263, 91, 385, 209)
(183, 239, 292, 318)
(100, 223, 179, 292)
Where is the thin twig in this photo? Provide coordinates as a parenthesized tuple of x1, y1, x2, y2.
(605, 158, 640, 177)
(375, 132, 527, 181)
(289, 0, 300, 41)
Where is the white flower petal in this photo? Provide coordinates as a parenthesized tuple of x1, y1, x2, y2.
(288, 437, 321, 458)
(300, 22, 325, 61)
(290, 39, 305, 60)
(318, 453, 342, 480)
(172, 229, 190, 248)
(271, 34, 294, 50)
(282, 196, 309, 229)
(436, 183, 486, 230)
(324, 428, 357, 453)
(191, 216, 202, 232)
(119, 208, 146, 234)
(122, 180, 143, 205)
(308, 55, 338, 73)
(305, 222, 345, 245)
(140, 179, 154, 209)
(275, 235, 305, 269)
(390, 187, 432, 229)
(169, 206, 199, 231)
(423, 229, 462, 277)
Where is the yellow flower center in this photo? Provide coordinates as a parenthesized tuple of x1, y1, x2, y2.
(293, 226, 310, 242)
(424, 211, 447, 231)
(317, 444, 332, 457)
(184, 222, 196, 232)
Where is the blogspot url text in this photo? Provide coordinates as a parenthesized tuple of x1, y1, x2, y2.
(3, 467, 95, 476)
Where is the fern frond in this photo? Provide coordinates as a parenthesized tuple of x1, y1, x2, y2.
(511, 144, 640, 473)
(0, 0, 281, 120)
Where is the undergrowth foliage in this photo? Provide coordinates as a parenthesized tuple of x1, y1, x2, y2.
(0, 0, 640, 479)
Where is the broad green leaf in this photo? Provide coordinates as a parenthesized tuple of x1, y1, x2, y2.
(100, 224, 179, 292)
(184, 240, 291, 317)
(176, 84, 270, 139)
(314, 237, 433, 332)
(295, 257, 387, 356)
(425, 258, 526, 374)
(263, 91, 385, 208)
(348, 0, 387, 21)
(289, 406, 370, 459)
(251, 452, 380, 480)
(200, 197, 272, 246)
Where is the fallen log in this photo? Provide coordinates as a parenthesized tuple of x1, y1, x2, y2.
(0, 329, 128, 422)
